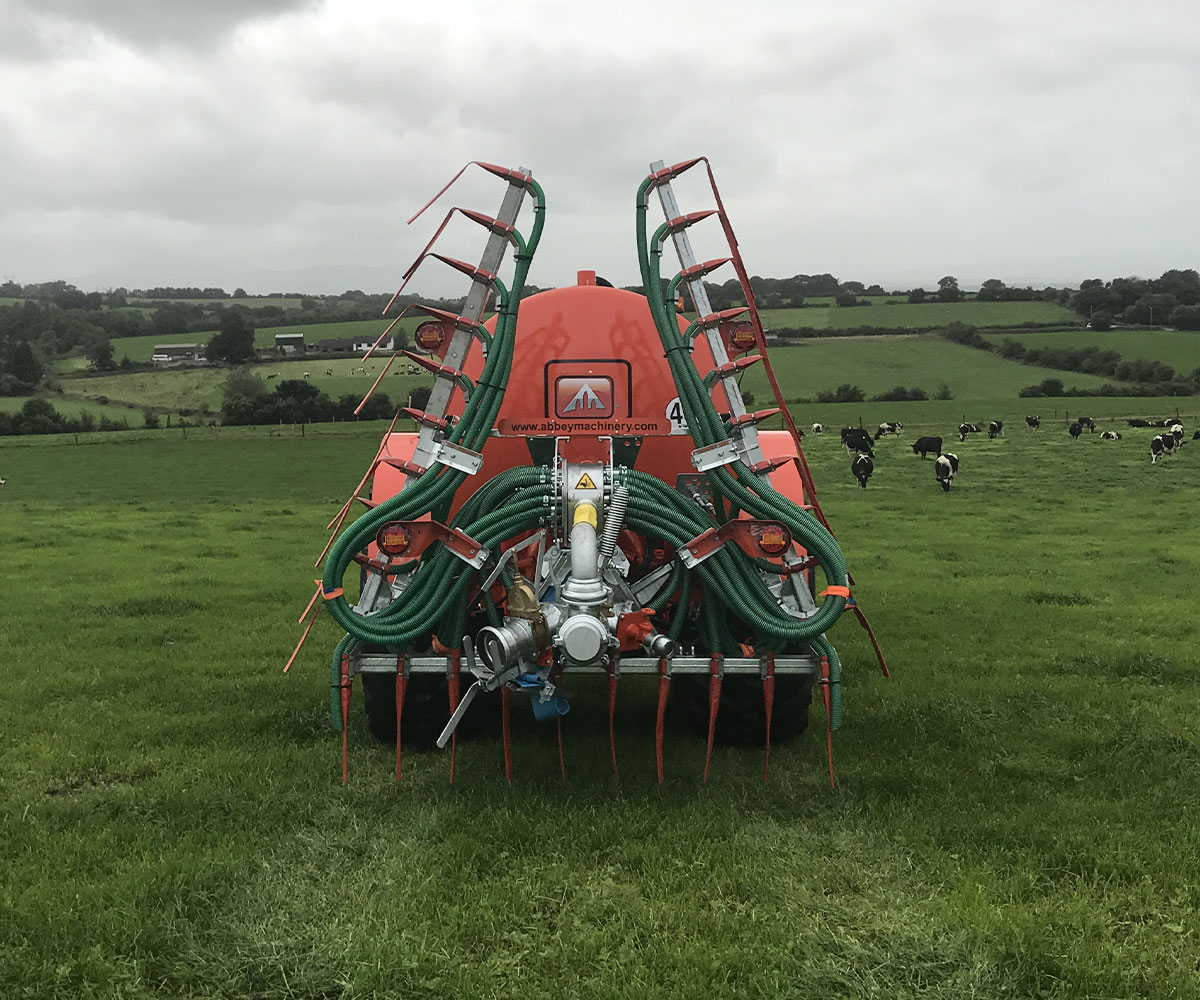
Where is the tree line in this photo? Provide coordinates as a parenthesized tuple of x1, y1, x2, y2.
(219, 369, 432, 426)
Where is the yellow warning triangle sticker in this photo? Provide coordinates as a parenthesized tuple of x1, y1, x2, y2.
(575, 473, 597, 490)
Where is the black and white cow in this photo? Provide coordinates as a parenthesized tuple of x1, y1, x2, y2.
(1069, 422, 1083, 441)
(1170, 423, 1184, 447)
(1025, 415, 1040, 429)
(851, 453, 873, 488)
(911, 435, 942, 458)
(1151, 434, 1175, 463)
(958, 422, 981, 443)
(811, 423, 824, 435)
(1193, 430, 1200, 440)
(1077, 416, 1096, 433)
(1100, 430, 1122, 441)
(841, 426, 875, 456)
(934, 452, 959, 492)
(1128, 418, 1151, 428)
(988, 420, 1004, 439)
(874, 421, 904, 440)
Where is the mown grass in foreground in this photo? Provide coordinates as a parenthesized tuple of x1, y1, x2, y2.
(1, 426, 1198, 998)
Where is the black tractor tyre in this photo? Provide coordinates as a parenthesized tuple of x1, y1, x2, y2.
(360, 672, 499, 747)
(669, 672, 813, 746)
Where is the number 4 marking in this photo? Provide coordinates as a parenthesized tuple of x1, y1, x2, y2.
(666, 397, 688, 435)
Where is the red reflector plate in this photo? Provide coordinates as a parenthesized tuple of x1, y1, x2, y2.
(754, 523, 791, 556)
(730, 322, 757, 350)
(377, 522, 412, 556)
(415, 321, 445, 351)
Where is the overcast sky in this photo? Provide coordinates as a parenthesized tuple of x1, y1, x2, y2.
(2, 0, 1197, 297)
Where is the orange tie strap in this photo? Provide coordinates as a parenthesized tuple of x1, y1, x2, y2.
(316, 580, 345, 601)
(819, 585, 851, 598)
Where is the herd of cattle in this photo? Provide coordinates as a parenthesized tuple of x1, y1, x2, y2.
(817, 412, 1192, 491)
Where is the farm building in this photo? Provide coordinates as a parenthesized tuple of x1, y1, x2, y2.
(151, 343, 206, 365)
(318, 335, 398, 353)
(275, 332, 306, 354)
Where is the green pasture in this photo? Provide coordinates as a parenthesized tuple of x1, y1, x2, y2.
(981, 328, 1200, 373)
(60, 357, 432, 414)
(2, 420, 1199, 998)
(108, 318, 419, 363)
(738, 333, 1112, 402)
(759, 300, 1076, 331)
(27, 330, 1197, 430)
(104, 302, 1077, 365)
(0, 393, 143, 425)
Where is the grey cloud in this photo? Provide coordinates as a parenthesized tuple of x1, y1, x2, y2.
(3, 0, 1200, 295)
(6, 0, 317, 50)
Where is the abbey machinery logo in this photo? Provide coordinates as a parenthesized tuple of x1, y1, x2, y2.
(555, 376, 614, 419)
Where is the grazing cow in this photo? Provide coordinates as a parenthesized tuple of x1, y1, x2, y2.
(1170, 423, 1184, 446)
(811, 423, 824, 435)
(1069, 422, 1082, 440)
(841, 426, 875, 456)
(1077, 416, 1095, 433)
(325, 368, 334, 376)
(1025, 415, 1040, 429)
(1151, 435, 1168, 463)
(303, 371, 311, 379)
(266, 372, 278, 380)
(0, 478, 6, 485)
(873, 421, 903, 440)
(911, 435, 942, 458)
(934, 453, 959, 492)
(851, 453, 873, 488)
(1100, 430, 1122, 441)
(1193, 430, 1200, 440)
(988, 420, 1004, 439)
(957, 422, 981, 443)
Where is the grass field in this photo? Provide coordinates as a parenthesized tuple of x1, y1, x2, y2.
(0, 393, 143, 424)
(107, 318, 417, 364)
(55, 330, 1118, 423)
(760, 301, 1076, 331)
(2, 416, 1199, 998)
(981, 328, 1200, 373)
(61, 357, 433, 414)
(739, 333, 1114, 402)
(102, 302, 1079, 364)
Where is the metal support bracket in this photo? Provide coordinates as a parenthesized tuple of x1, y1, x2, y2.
(679, 519, 794, 568)
(691, 440, 739, 472)
(429, 439, 484, 475)
(375, 519, 489, 569)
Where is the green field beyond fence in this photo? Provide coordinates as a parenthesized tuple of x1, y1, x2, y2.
(101, 302, 1078, 364)
(107, 318, 428, 363)
(32, 327, 1200, 430)
(982, 328, 1200, 372)
(760, 300, 1076, 331)
(1, 422, 1198, 997)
